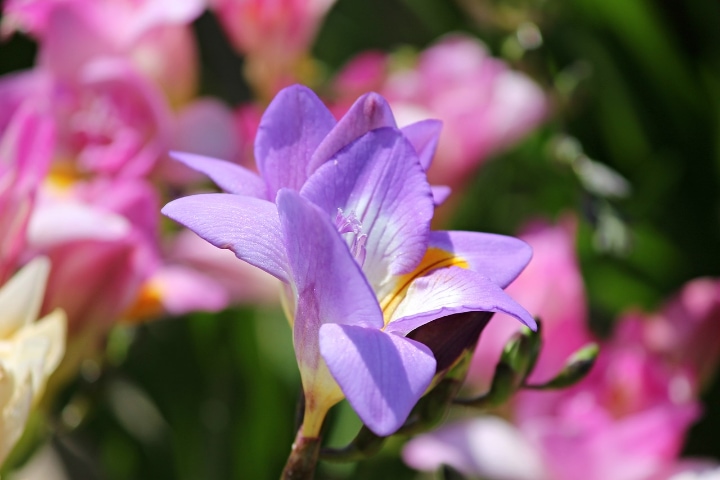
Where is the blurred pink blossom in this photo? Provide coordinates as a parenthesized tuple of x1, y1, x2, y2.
(2, 0, 204, 105)
(405, 217, 711, 480)
(0, 60, 172, 179)
(466, 216, 591, 392)
(209, 0, 337, 97)
(156, 97, 243, 186)
(403, 416, 544, 480)
(167, 230, 280, 305)
(333, 34, 548, 189)
(654, 462, 720, 480)
(0, 0, 250, 358)
(512, 339, 700, 480)
(28, 178, 228, 335)
(616, 278, 720, 387)
(0, 105, 54, 284)
(29, 179, 155, 335)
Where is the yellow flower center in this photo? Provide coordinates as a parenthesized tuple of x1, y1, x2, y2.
(380, 247, 468, 326)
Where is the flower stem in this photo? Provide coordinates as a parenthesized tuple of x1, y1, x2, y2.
(281, 426, 321, 480)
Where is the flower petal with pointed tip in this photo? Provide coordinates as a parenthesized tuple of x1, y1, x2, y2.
(170, 151, 266, 198)
(255, 85, 336, 197)
(319, 323, 436, 436)
(161, 194, 289, 283)
(0, 257, 50, 337)
(309, 92, 396, 172)
(385, 266, 536, 336)
(401, 119, 442, 171)
(429, 231, 532, 288)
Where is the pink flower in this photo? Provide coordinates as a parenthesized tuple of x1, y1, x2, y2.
(513, 340, 699, 480)
(0, 61, 172, 179)
(166, 230, 280, 305)
(209, 0, 337, 97)
(28, 178, 228, 336)
(28, 179, 158, 335)
(466, 216, 592, 392)
(407, 344, 700, 480)
(0, 105, 55, 284)
(2, 0, 204, 105)
(616, 278, 720, 387)
(333, 34, 548, 189)
(403, 416, 545, 480)
(405, 217, 708, 480)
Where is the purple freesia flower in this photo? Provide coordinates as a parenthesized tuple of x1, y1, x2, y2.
(162, 85, 535, 437)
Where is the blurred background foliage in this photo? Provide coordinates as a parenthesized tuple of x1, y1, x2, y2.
(2, 0, 720, 478)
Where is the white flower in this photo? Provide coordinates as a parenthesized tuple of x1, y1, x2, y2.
(0, 257, 66, 466)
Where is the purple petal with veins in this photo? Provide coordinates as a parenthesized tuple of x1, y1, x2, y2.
(302, 128, 433, 292)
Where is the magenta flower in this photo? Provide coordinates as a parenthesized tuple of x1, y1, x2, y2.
(0, 62, 172, 179)
(0, 104, 54, 284)
(163, 85, 535, 436)
(333, 34, 548, 190)
(616, 278, 720, 387)
(209, 0, 337, 97)
(466, 216, 593, 392)
(404, 219, 707, 480)
(2, 0, 205, 105)
(26, 177, 227, 339)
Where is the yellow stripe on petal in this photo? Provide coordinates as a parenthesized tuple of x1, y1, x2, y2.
(379, 247, 468, 326)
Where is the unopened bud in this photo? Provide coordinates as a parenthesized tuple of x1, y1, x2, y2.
(525, 343, 599, 390)
(501, 321, 542, 380)
(454, 321, 542, 409)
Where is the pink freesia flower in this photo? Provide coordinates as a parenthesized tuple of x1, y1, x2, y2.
(466, 216, 592, 392)
(654, 462, 720, 480)
(0, 60, 172, 179)
(28, 179, 155, 335)
(406, 345, 700, 480)
(402, 416, 545, 480)
(0, 105, 54, 284)
(167, 230, 280, 305)
(333, 34, 548, 189)
(512, 340, 700, 480)
(2, 0, 204, 105)
(29, 178, 227, 336)
(405, 217, 712, 480)
(406, 340, 701, 480)
(209, 0, 337, 97)
(616, 278, 720, 387)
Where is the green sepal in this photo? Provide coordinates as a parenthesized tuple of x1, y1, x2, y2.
(524, 342, 599, 390)
(453, 321, 542, 409)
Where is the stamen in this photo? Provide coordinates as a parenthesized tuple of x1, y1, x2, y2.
(351, 234, 368, 267)
(335, 208, 367, 267)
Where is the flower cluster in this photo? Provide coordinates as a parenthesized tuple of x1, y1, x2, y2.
(3, 1, 714, 479)
(404, 219, 720, 480)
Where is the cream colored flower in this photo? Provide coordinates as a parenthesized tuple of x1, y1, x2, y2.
(0, 257, 66, 466)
